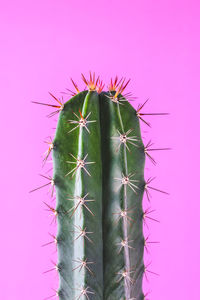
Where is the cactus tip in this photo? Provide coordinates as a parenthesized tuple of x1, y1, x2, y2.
(81, 71, 103, 93)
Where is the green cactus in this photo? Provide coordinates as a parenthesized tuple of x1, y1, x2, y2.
(31, 73, 168, 299)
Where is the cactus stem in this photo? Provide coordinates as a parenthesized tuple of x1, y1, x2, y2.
(74, 286, 95, 300)
(67, 111, 96, 134)
(66, 193, 95, 217)
(72, 258, 95, 275)
(38, 81, 149, 299)
(70, 225, 94, 243)
(111, 129, 138, 152)
(66, 153, 95, 177)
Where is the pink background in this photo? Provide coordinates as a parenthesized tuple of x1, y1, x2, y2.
(1, 0, 200, 299)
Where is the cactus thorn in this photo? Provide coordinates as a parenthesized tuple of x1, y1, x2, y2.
(115, 173, 139, 194)
(111, 129, 138, 152)
(143, 207, 160, 227)
(66, 153, 95, 177)
(67, 193, 95, 217)
(43, 137, 54, 164)
(68, 111, 96, 134)
(65, 78, 80, 96)
(137, 99, 169, 127)
(43, 260, 60, 274)
(29, 174, 55, 196)
(144, 141, 172, 165)
(106, 77, 130, 104)
(120, 91, 137, 102)
(71, 225, 93, 243)
(115, 78, 131, 98)
(143, 290, 151, 300)
(44, 289, 59, 300)
(144, 177, 169, 200)
(144, 140, 171, 156)
(108, 76, 123, 91)
(144, 262, 159, 282)
(72, 258, 95, 275)
(143, 141, 157, 164)
(144, 235, 160, 253)
(96, 79, 105, 93)
(116, 268, 135, 285)
(113, 207, 135, 225)
(42, 233, 58, 248)
(116, 237, 134, 254)
(32, 93, 64, 118)
(74, 286, 95, 300)
(43, 202, 58, 224)
(81, 72, 101, 92)
(108, 76, 136, 102)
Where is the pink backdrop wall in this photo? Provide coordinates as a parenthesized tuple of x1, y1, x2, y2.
(1, 0, 200, 299)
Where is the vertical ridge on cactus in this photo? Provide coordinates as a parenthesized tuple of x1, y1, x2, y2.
(32, 73, 169, 299)
(99, 90, 145, 299)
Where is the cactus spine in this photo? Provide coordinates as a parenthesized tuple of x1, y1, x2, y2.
(32, 74, 168, 299)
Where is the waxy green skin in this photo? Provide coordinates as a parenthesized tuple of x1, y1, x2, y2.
(52, 90, 145, 300)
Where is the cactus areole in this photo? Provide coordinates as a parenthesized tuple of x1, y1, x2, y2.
(39, 74, 153, 299)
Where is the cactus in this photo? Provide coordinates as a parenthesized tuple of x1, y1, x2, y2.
(31, 73, 169, 300)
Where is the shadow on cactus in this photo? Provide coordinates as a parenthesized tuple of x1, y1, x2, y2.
(31, 73, 169, 300)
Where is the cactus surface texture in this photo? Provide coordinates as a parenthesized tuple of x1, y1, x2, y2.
(32, 73, 168, 300)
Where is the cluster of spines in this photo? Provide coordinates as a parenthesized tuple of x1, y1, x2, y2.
(31, 72, 169, 300)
